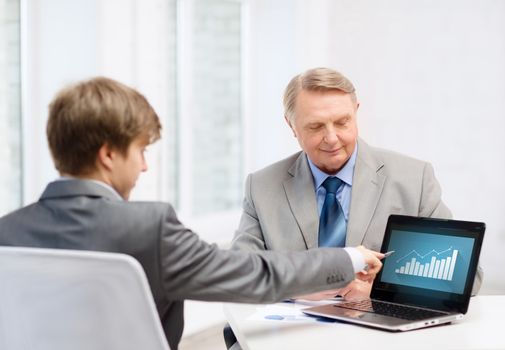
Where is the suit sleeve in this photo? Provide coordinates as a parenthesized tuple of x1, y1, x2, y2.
(158, 204, 355, 303)
(230, 173, 269, 251)
(419, 162, 452, 219)
(420, 162, 483, 294)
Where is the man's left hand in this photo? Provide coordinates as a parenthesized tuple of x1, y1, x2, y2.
(334, 279, 373, 301)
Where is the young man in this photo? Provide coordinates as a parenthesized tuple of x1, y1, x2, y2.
(0, 77, 383, 350)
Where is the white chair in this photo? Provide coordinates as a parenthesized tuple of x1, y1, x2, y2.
(0, 247, 170, 350)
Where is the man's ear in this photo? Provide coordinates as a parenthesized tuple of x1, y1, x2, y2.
(284, 115, 297, 138)
(97, 143, 115, 171)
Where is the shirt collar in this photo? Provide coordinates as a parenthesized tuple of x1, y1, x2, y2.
(56, 176, 124, 200)
(307, 142, 358, 190)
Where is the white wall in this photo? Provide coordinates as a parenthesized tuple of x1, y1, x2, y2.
(244, 0, 300, 173)
(246, 0, 505, 294)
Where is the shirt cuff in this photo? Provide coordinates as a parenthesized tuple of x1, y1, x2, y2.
(343, 247, 366, 274)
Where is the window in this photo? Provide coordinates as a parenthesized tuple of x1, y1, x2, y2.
(0, 0, 21, 216)
(177, 0, 244, 218)
(11, 0, 245, 238)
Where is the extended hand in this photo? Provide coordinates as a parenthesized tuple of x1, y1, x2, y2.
(355, 245, 384, 282)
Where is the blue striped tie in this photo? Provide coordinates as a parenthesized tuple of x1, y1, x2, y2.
(318, 177, 347, 247)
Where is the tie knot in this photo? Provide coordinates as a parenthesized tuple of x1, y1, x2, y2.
(322, 177, 342, 194)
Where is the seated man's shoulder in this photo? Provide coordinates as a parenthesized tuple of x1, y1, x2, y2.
(365, 142, 428, 171)
(251, 151, 303, 180)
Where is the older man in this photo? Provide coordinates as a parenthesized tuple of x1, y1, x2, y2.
(232, 67, 481, 300)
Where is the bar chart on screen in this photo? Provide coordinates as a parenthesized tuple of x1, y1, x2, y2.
(394, 247, 458, 281)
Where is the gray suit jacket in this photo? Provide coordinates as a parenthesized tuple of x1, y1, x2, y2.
(0, 180, 356, 350)
(232, 139, 482, 292)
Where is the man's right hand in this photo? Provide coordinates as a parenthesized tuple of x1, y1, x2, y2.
(355, 245, 384, 282)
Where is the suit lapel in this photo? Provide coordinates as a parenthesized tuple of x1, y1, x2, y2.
(347, 139, 386, 246)
(283, 153, 319, 249)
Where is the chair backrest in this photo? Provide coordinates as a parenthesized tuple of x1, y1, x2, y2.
(0, 247, 170, 350)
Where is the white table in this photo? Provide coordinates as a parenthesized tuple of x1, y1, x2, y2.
(224, 295, 505, 350)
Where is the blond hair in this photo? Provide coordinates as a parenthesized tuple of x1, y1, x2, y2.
(283, 67, 357, 121)
(47, 77, 161, 175)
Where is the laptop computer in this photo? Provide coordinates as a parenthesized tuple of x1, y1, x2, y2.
(303, 215, 485, 331)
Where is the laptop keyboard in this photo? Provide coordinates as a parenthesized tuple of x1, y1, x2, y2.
(334, 300, 447, 321)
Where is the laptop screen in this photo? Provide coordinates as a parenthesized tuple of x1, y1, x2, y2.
(372, 215, 485, 313)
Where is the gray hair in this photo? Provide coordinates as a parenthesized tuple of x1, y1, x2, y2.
(283, 67, 357, 121)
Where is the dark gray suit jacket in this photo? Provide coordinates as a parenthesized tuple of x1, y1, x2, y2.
(0, 180, 356, 349)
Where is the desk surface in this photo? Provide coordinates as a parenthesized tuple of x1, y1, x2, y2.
(224, 295, 504, 350)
